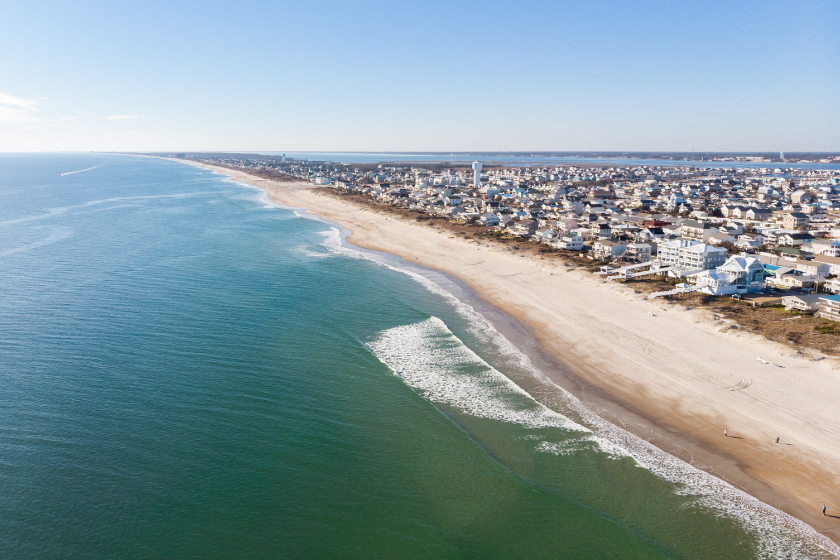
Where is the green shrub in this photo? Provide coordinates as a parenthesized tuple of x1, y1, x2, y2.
(814, 323, 840, 335)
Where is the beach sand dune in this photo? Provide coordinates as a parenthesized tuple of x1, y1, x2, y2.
(188, 163, 840, 546)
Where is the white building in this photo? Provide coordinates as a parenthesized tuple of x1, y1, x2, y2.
(657, 239, 728, 271)
(808, 239, 840, 257)
(553, 234, 583, 251)
(472, 161, 482, 190)
(691, 255, 765, 295)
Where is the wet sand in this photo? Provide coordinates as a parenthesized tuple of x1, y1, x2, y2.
(179, 161, 840, 547)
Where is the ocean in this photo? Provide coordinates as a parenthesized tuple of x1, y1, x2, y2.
(0, 154, 836, 559)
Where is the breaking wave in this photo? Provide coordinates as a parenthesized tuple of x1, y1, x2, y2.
(368, 317, 587, 433)
(237, 184, 840, 559)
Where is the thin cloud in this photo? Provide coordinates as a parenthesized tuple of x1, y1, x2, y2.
(105, 115, 141, 120)
(59, 116, 84, 121)
(0, 92, 40, 124)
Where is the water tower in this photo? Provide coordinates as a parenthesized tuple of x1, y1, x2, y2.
(472, 161, 482, 189)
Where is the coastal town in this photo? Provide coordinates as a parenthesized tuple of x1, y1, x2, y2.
(159, 152, 840, 552)
(170, 153, 840, 347)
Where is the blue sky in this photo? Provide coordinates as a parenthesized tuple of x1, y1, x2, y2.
(1, 0, 838, 152)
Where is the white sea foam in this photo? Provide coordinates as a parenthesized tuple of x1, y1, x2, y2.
(58, 164, 102, 176)
(318, 227, 344, 252)
(228, 181, 283, 209)
(0, 228, 73, 257)
(1, 192, 211, 225)
(368, 317, 586, 433)
(368, 316, 839, 559)
(232, 181, 840, 559)
(335, 247, 836, 557)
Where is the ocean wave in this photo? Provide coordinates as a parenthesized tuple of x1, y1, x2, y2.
(368, 317, 588, 433)
(368, 316, 839, 559)
(243, 186, 840, 559)
(318, 230, 838, 560)
(229, 181, 281, 209)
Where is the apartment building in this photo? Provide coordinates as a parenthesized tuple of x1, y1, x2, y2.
(657, 239, 728, 270)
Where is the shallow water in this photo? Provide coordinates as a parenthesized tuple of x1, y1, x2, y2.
(0, 154, 836, 559)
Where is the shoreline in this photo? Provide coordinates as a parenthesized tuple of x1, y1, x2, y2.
(172, 158, 840, 550)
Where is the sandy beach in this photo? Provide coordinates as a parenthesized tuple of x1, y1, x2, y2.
(183, 161, 840, 546)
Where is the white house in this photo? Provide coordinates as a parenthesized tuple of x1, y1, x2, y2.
(680, 219, 716, 242)
(592, 240, 626, 261)
(625, 243, 652, 263)
(657, 239, 728, 271)
(691, 255, 765, 295)
(781, 294, 822, 312)
(709, 232, 736, 246)
(665, 192, 685, 211)
(553, 234, 584, 251)
(824, 278, 840, 294)
(792, 259, 830, 278)
(815, 255, 840, 276)
(808, 240, 840, 257)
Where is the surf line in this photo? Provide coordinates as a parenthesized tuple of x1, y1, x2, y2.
(59, 164, 102, 176)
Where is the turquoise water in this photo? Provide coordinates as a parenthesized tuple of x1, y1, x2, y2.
(0, 154, 836, 559)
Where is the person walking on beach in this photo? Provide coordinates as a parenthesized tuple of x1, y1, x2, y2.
(824, 505, 827, 516)
(776, 437, 780, 443)
(724, 429, 728, 437)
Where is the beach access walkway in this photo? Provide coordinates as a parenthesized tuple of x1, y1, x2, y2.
(595, 261, 674, 282)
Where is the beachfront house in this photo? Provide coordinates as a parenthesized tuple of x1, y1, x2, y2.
(553, 234, 584, 251)
(591, 240, 626, 261)
(625, 243, 653, 263)
(656, 239, 728, 272)
(691, 255, 765, 295)
(781, 294, 822, 313)
(510, 220, 538, 237)
(824, 278, 840, 294)
(817, 295, 840, 321)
